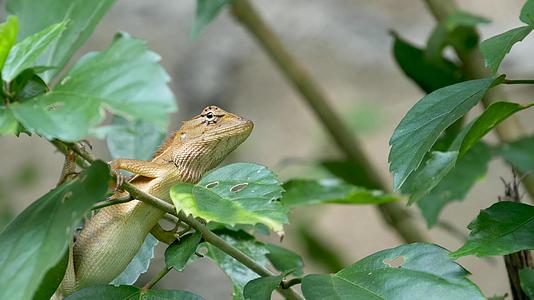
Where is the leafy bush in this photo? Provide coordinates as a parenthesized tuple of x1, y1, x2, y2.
(0, 0, 533, 299)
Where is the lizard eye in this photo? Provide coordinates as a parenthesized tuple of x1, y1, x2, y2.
(206, 112, 214, 120)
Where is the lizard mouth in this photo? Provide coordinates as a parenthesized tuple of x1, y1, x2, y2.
(203, 118, 254, 142)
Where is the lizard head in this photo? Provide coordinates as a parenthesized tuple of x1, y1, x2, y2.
(167, 105, 254, 179)
(180, 105, 253, 144)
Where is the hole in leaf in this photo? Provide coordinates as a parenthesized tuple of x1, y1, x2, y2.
(197, 246, 208, 256)
(383, 256, 405, 268)
(230, 183, 248, 193)
(205, 181, 219, 189)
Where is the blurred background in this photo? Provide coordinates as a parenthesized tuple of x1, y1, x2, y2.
(1, 0, 533, 298)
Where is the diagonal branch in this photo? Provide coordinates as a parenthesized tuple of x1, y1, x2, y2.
(230, 0, 428, 243)
(51, 140, 304, 300)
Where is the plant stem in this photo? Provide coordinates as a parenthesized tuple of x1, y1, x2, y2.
(176, 212, 305, 300)
(504, 79, 534, 85)
(422, 0, 534, 203)
(92, 196, 132, 210)
(142, 266, 172, 290)
(499, 173, 534, 300)
(504, 252, 533, 300)
(281, 277, 302, 289)
(52, 141, 304, 300)
(230, 0, 428, 243)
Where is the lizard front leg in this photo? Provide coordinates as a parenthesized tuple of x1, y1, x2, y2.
(110, 159, 174, 178)
(110, 159, 181, 244)
(109, 159, 175, 191)
(64, 159, 177, 293)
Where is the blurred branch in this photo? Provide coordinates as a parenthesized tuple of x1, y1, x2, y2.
(423, 0, 534, 203)
(52, 141, 304, 300)
(297, 225, 345, 273)
(230, 0, 428, 243)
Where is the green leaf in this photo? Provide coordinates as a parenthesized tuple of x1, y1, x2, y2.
(2, 21, 67, 82)
(401, 100, 530, 206)
(171, 163, 288, 234)
(320, 160, 381, 189)
(451, 201, 534, 258)
(202, 230, 269, 300)
(0, 16, 18, 70)
(519, 268, 534, 298)
(389, 77, 495, 190)
(398, 119, 472, 205)
(520, 0, 534, 26)
(459, 102, 533, 157)
(165, 231, 202, 272)
(418, 143, 491, 227)
(265, 243, 304, 276)
(9, 91, 104, 141)
(243, 275, 283, 300)
(499, 135, 534, 174)
(191, 0, 233, 38)
(65, 285, 204, 300)
(445, 10, 490, 30)
(33, 250, 69, 300)
(93, 115, 166, 160)
(0, 106, 19, 134)
(61, 33, 176, 125)
(6, 0, 116, 82)
(8, 68, 49, 101)
(9, 34, 176, 141)
(480, 26, 533, 74)
(110, 234, 158, 286)
(282, 179, 398, 207)
(392, 34, 463, 94)
(302, 243, 484, 300)
(426, 11, 487, 61)
(0, 161, 109, 300)
(401, 151, 458, 204)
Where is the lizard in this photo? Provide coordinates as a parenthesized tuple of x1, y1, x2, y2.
(61, 105, 253, 294)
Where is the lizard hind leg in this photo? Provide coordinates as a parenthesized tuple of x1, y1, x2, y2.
(57, 241, 76, 296)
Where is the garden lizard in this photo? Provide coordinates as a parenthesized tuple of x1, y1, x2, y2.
(61, 106, 253, 294)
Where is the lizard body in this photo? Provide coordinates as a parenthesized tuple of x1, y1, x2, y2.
(62, 106, 253, 293)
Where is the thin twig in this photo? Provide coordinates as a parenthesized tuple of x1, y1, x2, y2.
(92, 196, 132, 210)
(52, 141, 304, 300)
(504, 79, 534, 85)
(281, 277, 302, 289)
(163, 212, 181, 224)
(142, 266, 172, 290)
(230, 0, 428, 243)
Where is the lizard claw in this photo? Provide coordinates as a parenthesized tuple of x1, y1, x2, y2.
(108, 160, 125, 192)
(195, 217, 207, 225)
(78, 139, 93, 151)
(114, 171, 126, 192)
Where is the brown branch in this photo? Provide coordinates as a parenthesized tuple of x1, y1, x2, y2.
(230, 0, 428, 243)
(422, 0, 534, 203)
(499, 171, 534, 300)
